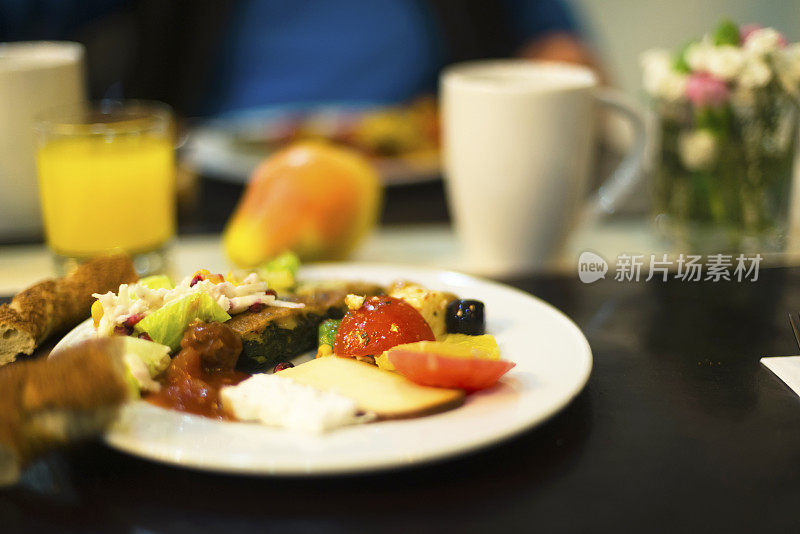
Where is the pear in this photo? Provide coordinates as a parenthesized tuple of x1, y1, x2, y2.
(223, 142, 382, 267)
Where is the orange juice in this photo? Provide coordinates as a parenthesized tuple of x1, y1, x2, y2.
(37, 134, 175, 257)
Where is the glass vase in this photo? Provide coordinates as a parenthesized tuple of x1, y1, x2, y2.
(653, 88, 798, 253)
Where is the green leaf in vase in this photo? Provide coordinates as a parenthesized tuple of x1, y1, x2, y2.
(712, 18, 740, 46)
(694, 107, 732, 140)
(672, 41, 695, 74)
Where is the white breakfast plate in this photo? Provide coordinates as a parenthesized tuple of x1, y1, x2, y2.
(53, 263, 591, 476)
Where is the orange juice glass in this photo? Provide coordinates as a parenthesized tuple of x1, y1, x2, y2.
(36, 101, 175, 275)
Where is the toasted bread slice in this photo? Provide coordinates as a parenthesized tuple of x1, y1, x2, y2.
(0, 254, 138, 366)
(279, 356, 464, 419)
(0, 337, 131, 485)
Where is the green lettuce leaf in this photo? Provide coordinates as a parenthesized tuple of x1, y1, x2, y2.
(120, 337, 171, 395)
(122, 336, 171, 377)
(257, 251, 301, 291)
(134, 292, 231, 350)
(138, 274, 174, 290)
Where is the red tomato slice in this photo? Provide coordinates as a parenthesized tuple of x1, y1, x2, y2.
(334, 296, 435, 357)
(387, 350, 515, 392)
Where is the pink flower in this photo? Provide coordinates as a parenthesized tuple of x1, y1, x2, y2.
(685, 73, 729, 107)
(741, 24, 787, 48)
(740, 24, 762, 43)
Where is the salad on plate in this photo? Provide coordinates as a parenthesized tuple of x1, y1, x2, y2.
(71, 253, 516, 433)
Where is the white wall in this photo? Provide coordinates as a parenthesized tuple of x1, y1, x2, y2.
(572, 0, 800, 100)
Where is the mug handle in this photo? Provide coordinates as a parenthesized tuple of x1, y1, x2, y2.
(583, 88, 647, 222)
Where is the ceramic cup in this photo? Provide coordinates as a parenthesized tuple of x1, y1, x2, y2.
(0, 41, 86, 240)
(441, 60, 645, 274)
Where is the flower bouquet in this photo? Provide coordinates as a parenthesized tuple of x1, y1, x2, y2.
(642, 19, 800, 252)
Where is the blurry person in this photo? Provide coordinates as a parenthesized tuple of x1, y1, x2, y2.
(0, 0, 601, 116)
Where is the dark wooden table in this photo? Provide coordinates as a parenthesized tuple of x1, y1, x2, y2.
(3, 264, 800, 533)
(4, 174, 800, 532)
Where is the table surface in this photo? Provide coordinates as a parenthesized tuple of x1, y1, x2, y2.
(5, 173, 800, 532)
(3, 265, 800, 533)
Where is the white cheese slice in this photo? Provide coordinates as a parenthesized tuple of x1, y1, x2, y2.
(220, 373, 373, 433)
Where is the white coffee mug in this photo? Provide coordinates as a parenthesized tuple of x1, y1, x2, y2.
(442, 60, 645, 275)
(0, 42, 86, 239)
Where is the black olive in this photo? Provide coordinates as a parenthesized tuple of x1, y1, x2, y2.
(445, 299, 485, 335)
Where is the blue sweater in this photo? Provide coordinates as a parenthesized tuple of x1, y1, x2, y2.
(0, 0, 578, 116)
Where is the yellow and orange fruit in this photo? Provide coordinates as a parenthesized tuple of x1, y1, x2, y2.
(223, 142, 382, 267)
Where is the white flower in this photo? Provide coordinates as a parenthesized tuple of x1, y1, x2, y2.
(678, 129, 717, 171)
(744, 28, 784, 56)
(686, 41, 745, 81)
(686, 41, 712, 72)
(641, 48, 687, 101)
(706, 45, 745, 81)
(739, 57, 772, 88)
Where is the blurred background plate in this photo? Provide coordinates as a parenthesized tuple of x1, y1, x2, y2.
(183, 101, 441, 186)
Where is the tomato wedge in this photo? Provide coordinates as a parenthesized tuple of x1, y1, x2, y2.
(334, 296, 435, 357)
(387, 349, 515, 392)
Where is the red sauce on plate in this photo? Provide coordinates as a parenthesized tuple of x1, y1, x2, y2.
(145, 321, 249, 420)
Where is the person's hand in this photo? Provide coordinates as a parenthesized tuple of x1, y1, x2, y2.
(518, 32, 606, 82)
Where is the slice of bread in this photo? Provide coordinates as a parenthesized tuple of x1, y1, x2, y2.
(0, 337, 131, 485)
(279, 356, 464, 419)
(0, 254, 138, 366)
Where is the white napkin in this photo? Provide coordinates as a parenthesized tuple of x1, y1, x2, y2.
(761, 356, 800, 396)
